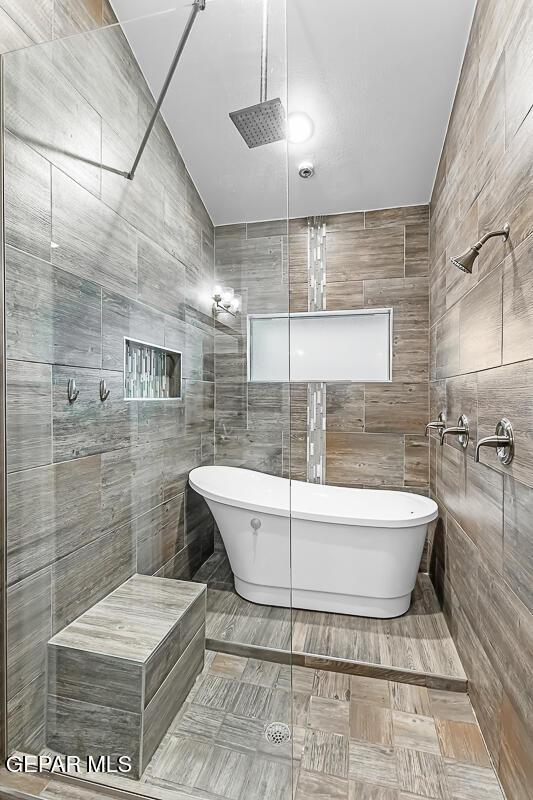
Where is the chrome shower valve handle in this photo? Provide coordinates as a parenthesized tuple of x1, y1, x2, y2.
(475, 418, 514, 465)
(440, 414, 469, 448)
(425, 411, 446, 437)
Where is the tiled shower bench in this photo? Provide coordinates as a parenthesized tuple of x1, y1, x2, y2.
(46, 574, 206, 779)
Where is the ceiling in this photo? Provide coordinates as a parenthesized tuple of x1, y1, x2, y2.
(112, 0, 476, 226)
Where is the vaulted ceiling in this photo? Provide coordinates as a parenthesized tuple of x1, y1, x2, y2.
(112, 0, 476, 225)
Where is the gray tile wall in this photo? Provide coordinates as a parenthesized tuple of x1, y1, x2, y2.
(428, 1, 533, 797)
(214, 207, 430, 498)
(214, 223, 288, 477)
(2, 0, 214, 754)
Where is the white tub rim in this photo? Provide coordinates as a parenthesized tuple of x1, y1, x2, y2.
(189, 465, 438, 528)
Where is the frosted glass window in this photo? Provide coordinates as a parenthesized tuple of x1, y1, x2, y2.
(248, 309, 392, 382)
(248, 315, 290, 381)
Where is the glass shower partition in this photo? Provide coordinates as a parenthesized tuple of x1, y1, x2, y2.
(2, 2, 293, 797)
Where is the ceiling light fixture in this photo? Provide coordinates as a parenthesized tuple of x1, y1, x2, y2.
(288, 112, 314, 144)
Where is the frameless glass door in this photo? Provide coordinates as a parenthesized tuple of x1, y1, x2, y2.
(2, 1, 293, 797)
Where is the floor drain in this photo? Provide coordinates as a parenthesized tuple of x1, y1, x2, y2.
(264, 722, 291, 745)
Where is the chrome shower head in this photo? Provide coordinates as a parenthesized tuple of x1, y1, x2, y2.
(229, 98, 285, 148)
(450, 224, 510, 273)
(450, 246, 480, 273)
(230, 0, 286, 148)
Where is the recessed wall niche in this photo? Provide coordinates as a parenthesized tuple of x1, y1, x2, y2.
(248, 309, 393, 383)
(124, 338, 182, 400)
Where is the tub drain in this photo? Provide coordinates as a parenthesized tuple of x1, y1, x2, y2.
(264, 722, 291, 745)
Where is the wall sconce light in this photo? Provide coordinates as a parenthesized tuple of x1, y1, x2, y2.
(213, 285, 241, 317)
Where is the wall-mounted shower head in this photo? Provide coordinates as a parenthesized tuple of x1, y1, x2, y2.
(450, 223, 510, 273)
(450, 246, 481, 273)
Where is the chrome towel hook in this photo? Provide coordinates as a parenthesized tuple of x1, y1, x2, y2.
(99, 379, 111, 402)
(67, 378, 79, 404)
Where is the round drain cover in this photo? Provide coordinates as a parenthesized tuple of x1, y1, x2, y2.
(264, 722, 291, 745)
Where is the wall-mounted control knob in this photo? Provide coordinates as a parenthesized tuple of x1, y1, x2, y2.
(440, 414, 469, 449)
(425, 411, 446, 437)
(475, 418, 514, 465)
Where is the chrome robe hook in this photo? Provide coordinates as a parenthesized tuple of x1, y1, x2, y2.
(99, 379, 110, 402)
(67, 378, 79, 404)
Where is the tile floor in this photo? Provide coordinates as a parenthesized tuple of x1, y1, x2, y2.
(198, 553, 466, 688)
(8, 650, 504, 800)
(3, 651, 505, 800)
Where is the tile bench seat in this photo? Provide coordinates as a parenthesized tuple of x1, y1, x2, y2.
(46, 574, 206, 779)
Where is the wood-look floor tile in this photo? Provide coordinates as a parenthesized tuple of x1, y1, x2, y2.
(207, 577, 466, 687)
(149, 733, 210, 785)
(168, 702, 224, 741)
(275, 664, 292, 690)
(41, 779, 135, 800)
(313, 669, 351, 701)
(444, 760, 504, 800)
(0, 768, 49, 796)
(349, 782, 399, 800)
(292, 691, 311, 727)
(396, 747, 448, 799)
(292, 725, 307, 762)
(216, 712, 264, 754)
(350, 703, 393, 746)
(390, 683, 431, 716)
(209, 652, 247, 680)
(435, 720, 491, 767)
(241, 658, 282, 687)
(239, 756, 293, 800)
(192, 674, 239, 712)
(295, 770, 349, 800)
(350, 677, 390, 707)
(231, 681, 274, 720)
(428, 690, 476, 725)
(302, 729, 350, 779)
(392, 712, 440, 755)
(349, 741, 398, 788)
(309, 696, 350, 736)
(195, 744, 251, 800)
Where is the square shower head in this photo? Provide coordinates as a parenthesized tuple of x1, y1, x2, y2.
(229, 97, 286, 148)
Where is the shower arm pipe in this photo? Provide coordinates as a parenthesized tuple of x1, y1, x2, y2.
(126, 0, 206, 181)
(260, 0, 269, 102)
(472, 225, 510, 251)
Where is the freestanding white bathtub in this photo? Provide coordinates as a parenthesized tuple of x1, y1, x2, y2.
(189, 466, 438, 618)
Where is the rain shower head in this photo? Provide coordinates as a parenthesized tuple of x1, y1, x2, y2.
(450, 224, 510, 273)
(229, 98, 285, 148)
(230, 0, 286, 148)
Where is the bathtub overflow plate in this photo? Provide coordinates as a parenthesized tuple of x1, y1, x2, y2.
(250, 517, 261, 532)
(265, 722, 291, 745)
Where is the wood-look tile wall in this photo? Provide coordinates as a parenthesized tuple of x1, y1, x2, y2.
(1, 0, 215, 755)
(214, 206, 430, 497)
(429, 1, 533, 797)
(214, 221, 288, 478)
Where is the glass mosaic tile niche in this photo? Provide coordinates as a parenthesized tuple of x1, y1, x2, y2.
(124, 338, 182, 400)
